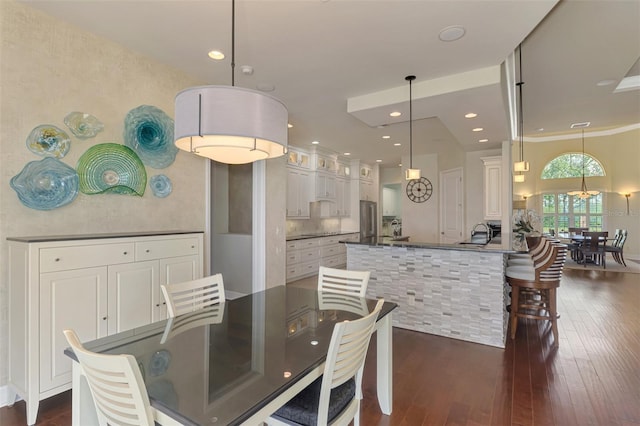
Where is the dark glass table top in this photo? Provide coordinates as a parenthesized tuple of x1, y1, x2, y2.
(66, 286, 396, 425)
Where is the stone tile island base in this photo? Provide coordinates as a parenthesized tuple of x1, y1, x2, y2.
(347, 244, 510, 348)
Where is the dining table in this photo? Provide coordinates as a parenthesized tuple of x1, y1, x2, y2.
(557, 232, 610, 265)
(65, 286, 397, 426)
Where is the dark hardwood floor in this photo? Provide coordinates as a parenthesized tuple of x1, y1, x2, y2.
(2, 268, 638, 426)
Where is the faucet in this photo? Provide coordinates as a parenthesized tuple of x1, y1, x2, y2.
(471, 223, 490, 243)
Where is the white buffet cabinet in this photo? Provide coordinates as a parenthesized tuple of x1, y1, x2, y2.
(7, 231, 204, 425)
(286, 233, 359, 282)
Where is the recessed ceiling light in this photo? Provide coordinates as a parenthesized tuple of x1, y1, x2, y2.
(390, 111, 401, 117)
(312, 140, 319, 145)
(376, 159, 382, 163)
(344, 152, 350, 156)
(208, 50, 225, 60)
(472, 127, 483, 132)
(283, 371, 292, 378)
(537, 127, 544, 132)
(479, 138, 489, 143)
(382, 135, 391, 139)
(465, 112, 478, 118)
(394, 143, 401, 146)
(398, 163, 402, 167)
(256, 83, 275, 92)
(439, 25, 466, 42)
(310, 340, 319, 346)
(287, 123, 293, 128)
(596, 79, 616, 87)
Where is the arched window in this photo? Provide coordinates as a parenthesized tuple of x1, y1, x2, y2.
(539, 153, 606, 234)
(541, 153, 605, 179)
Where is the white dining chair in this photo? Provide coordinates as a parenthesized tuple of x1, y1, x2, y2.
(160, 273, 225, 317)
(266, 299, 384, 426)
(160, 303, 225, 344)
(317, 266, 370, 297)
(63, 329, 182, 426)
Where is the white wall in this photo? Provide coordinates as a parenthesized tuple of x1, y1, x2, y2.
(0, 1, 207, 390)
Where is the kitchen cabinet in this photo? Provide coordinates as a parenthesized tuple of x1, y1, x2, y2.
(286, 168, 311, 218)
(481, 156, 502, 220)
(336, 177, 350, 217)
(7, 232, 203, 425)
(314, 171, 336, 201)
(359, 180, 375, 201)
(285, 233, 358, 282)
(287, 148, 310, 169)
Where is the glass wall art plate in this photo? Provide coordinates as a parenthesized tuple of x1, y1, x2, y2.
(10, 157, 79, 210)
(26, 125, 71, 158)
(150, 174, 172, 198)
(123, 105, 177, 169)
(76, 143, 147, 196)
(64, 111, 104, 139)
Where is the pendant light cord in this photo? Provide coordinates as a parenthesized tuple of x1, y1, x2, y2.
(231, 0, 236, 87)
(517, 44, 524, 163)
(406, 75, 416, 169)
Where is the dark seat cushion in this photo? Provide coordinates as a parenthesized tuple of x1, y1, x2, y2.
(271, 376, 355, 425)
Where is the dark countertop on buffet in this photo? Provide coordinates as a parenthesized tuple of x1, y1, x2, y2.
(341, 235, 516, 253)
(286, 231, 359, 241)
(7, 230, 203, 243)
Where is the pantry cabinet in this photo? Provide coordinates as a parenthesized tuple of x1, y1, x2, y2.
(7, 231, 203, 426)
(287, 168, 311, 218)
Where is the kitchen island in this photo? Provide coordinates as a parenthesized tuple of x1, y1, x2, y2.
(343, 237, 516, 348)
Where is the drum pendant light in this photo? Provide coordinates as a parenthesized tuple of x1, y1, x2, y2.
(567, 129, 599, 199)
(404, 75, 420, 180)
(174, 0, 288, 164)
(513, 44, 529, 181)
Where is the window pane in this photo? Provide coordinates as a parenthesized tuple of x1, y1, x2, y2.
(574, 197, 586, 214)
(589, 194, 603, 214)
(574, 215, 587, 228)
(558, 194, 569, 214)
(558, 215, 569, 232)
(542, 194, 556, 213)
(543, 215, 556, 233)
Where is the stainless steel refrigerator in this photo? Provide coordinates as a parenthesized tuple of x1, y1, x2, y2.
(359, 200, 378, 240)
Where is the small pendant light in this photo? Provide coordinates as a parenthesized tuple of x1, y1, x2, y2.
(405, 75, 420, 180)
(513, 44, 529, 182)
(567, 129, 600, 199)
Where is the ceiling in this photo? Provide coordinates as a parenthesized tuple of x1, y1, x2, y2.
(21, 0, 640, 168)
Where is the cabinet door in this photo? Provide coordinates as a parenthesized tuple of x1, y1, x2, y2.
(40, 267, 108, 392)
(287, 169, 300, 217)
(482, 157, 502, 220)
(107, 260, 159, 335)
(158, 255, 202, 319)
(298, 171, 311, 217)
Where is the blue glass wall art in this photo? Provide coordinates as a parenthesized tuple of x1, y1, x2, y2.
(150, 174, 172, 198)
(77, 143, 147, 196)
(64, 112, 104, 139)
(123, 105, 177, 169)
(10, 157, 79, 210)
(26, 125, 71, 158)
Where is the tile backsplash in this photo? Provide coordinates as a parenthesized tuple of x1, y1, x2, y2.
(286, 202, 341, 236)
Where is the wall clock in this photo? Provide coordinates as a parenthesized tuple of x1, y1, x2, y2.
(406, 177, 433, 203)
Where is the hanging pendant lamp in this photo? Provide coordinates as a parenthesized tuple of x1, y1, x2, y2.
(404, 75, 420, 180)
(174, 0, 288, 164)
(513, 44, 529, 181)
(567, 129, 599, 199)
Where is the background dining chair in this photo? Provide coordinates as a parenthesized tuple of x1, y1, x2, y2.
(318, 266, 370, 297)
(605, 229, 628, 266)
(161, 273, 225, 317)
(266, 299, 384, 426)
(63, 329, 181, 426)
(578, 231, 608, 268)
(160, 303, 225, 344)
(566, 227, 589, 261)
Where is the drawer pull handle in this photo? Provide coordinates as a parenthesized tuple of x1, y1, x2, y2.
(54, 258, 60, 262)
(102, 316, 107, 321)
(191, 245, 195, 249)
(123, 251, 128, 255)
(146, 249, 150, 253)
(156, 303, 160, 307)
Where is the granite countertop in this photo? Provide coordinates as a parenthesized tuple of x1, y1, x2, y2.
(7, 230, 204, 243)
(286, 231, 358, 241)
(341, 236, 516, 253)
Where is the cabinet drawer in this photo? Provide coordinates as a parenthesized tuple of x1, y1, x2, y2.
(40, 243, 134, 273)
(320, 254, 346, 268)
(298, 247, 321, 263)
(135, 237, 199, 261)
(320, 244, 342, 257)
(299, 260, 320, 276)
(286, 241, 299, 251)
(297, 238, 321, 249)
(320, 236, 342, 246)
(286, 251, 300, 266)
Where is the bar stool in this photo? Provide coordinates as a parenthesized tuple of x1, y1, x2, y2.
(506, 243, 568, 346)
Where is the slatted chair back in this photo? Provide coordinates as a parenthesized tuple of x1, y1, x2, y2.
(160, 303, 225, 344)
(161, 273, 225, 317)
(63, 329, 155, 426)
(568, 227, 589, 236)
(318, 266, 370, 297)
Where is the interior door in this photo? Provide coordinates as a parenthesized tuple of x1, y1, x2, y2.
(440, 168, 464, 243)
